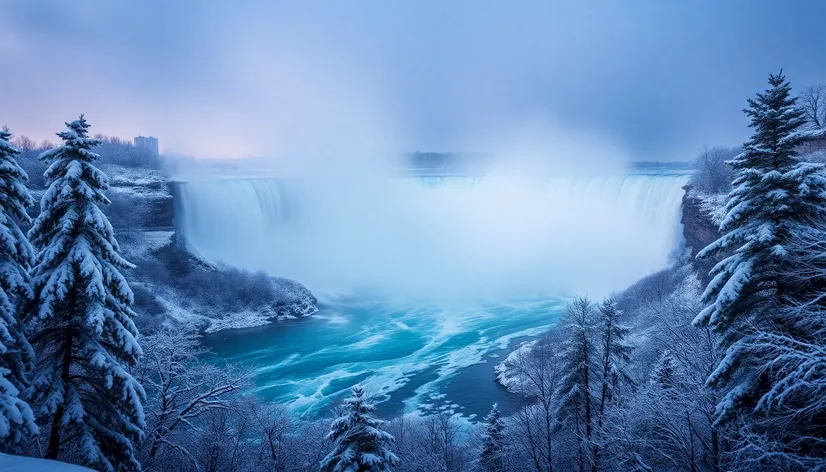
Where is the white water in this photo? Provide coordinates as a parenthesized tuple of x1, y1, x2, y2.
(176, 173, 688, 298)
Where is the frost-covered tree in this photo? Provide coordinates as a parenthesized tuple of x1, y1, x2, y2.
(592, 297, 632, 470)
(479, 403, 505, 472)
(695, 72, 826, 468)
(321, 385, 398, 472)
(691, 146, 740, 195)
(799, 84, 826, 129)
(555, 297, 598, 472)
(583, 269, 728, 472)
(418, 413, 467, 472)
(596, 298, 632, 410)
(649, 350, 676, 392)
(0, 127, 38, 447)
(26, 116, 145, 471)
(135, 328, 249, 471)
(509, 334, 563, 472)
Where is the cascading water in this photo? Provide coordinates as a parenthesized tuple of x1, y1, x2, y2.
(176, 172, 689, 298)
(184, 170, 690, 416)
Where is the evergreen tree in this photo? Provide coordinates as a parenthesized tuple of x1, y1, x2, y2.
(596, 297, 632, 410)
(695, 72, 826, 466)
(479, 403, 505, 472)
(27, 116, 145, 471)
(321, 385, 398, 472)
(592, 297, 632, 471)
(649, 350, 676, 392)
(555, 297, 599, 472)
(0, 127, 38, 447)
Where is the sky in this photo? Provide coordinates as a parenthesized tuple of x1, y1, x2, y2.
(2, 0, 826, 161)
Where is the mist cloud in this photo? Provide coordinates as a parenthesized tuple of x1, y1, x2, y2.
(2, 1, 826, 160)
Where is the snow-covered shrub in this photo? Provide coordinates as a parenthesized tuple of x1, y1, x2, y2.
(95, 136, 161, 169)
(690, 146, 739, 195)
(173, 266, 281, 312)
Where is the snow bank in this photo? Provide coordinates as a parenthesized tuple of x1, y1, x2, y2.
(203, 300, 317, 333)
(0, 453, 94, 472)
(202, 276, 318, 333)
(103, 164, 169, 190)
(118, 230, 175, 260)
(494, 340, 537, 393)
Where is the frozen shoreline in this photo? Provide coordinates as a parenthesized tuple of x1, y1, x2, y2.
(494, 339, 538, 393)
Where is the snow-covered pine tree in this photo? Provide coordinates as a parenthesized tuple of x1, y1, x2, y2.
(555, 297, 599, 472)
(592, 297, 632, 471)
(27, 116, 145, 471)
(0, 127, 38, 448)
(649, 350, 676, 392)
(479, 403, 505, 472)
(596, 297, 632, 411)
(695, 72, 826, 466)
(321, 385, 398, 472)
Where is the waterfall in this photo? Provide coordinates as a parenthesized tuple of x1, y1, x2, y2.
(175, 173, 689, 298)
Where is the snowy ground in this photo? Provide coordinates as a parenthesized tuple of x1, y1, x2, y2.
(0, 453, 93, 472)
(203, 302, 318, 333)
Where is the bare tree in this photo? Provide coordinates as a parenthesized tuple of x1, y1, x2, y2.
(388, 413, 472, 472)
(508, 335, 564, 472)
(253, 403, 294, 472)
(419, 413, 468, 472)
(135, 328, 251, 471)
(10, 134, 36, 151)
(799, 84, 826, 129)
(691, 146, 739, 195)
(602, 273, 727, 472)
(191, 407, 256, 472)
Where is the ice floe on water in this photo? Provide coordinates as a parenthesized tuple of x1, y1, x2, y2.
(351, 334, 387, 349)
(203, 296, 568, 419)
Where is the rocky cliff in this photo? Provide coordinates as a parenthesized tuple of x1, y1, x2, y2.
(103, 165, 318, 333)
(105, 166, 174, 230)
(681, 184, 726, 280)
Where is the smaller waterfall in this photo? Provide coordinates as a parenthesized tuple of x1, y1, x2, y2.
(176, 179, 292, 252)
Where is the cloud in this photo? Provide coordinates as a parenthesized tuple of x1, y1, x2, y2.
(2, 0, 826, 160)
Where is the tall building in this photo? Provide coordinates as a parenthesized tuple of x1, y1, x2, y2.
(134, 136, 159, 156)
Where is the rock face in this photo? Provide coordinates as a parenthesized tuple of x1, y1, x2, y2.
(105, 167, 174, 230)
(681, 184, 726, 280)
(270, 277, 319, 319)
(202, 276, 319, 333)
(105, 165, 318, 333)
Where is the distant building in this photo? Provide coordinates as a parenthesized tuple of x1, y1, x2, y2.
(134, 136, 159, 156)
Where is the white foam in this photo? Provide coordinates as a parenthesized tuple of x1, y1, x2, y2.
(351, 334, 387, 349)
(177, 173, 689, 298)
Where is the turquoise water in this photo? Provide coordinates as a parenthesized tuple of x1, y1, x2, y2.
(203, 295, 567, 419)
(188, 172, 689, 419)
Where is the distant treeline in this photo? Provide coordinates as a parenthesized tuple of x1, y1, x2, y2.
(12, 133, 162, 188)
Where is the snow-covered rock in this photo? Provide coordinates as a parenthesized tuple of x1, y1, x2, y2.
(681, 186, 725, 278)
(99, 166, 319, 334)
(103, 164, 174, 231)
(494, 340, 537, 394)
(124, 236, 318, 333)
(203, 277, 318, 333)
(0, 453, 94, 472)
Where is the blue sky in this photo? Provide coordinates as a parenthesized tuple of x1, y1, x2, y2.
(2, 0, 825, 161)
